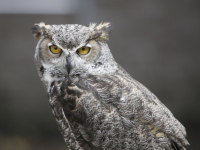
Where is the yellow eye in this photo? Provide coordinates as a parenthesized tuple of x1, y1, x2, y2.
(49, 45, 62, 54)
(77, 46, 90, 55)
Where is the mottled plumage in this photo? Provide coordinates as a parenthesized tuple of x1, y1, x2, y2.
(32, 22, 189, 150)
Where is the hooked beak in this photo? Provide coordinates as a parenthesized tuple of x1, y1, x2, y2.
(66, 55, 71, 75)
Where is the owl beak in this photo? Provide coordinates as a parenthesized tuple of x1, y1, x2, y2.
(66, 55, 71, 75)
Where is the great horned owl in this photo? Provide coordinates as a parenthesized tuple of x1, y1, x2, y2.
(32, 22, 189, 150)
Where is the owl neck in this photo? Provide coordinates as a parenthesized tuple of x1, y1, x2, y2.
(88, 59, 118, 75)
(89, 43, 119, 75)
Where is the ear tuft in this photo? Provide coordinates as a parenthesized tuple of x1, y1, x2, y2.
(31, 22, 51, 40)
(89, 22, 111, 41)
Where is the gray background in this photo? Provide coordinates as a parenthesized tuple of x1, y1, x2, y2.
(0, 0, 199, 149)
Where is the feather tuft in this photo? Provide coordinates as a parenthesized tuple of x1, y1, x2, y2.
(32, 22, 51, 40)
(89, 22, 111, 41)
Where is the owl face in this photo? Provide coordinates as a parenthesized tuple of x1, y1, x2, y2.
(32, 22, 117, 91)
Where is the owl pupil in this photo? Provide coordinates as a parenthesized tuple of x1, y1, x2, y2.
(82, 48, 85, 51)
(54, 46, 57, 50)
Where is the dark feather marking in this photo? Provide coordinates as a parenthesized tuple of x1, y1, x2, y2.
(171, 139, 183, 150)
(40, 65, 44, 75)
(93, 62, 102, 69)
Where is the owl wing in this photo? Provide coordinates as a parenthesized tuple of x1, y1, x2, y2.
(108, 67, 189, 149)
(123, 77, 189, 149)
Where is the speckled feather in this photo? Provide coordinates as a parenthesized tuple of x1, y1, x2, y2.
(32, 22, 189, 150)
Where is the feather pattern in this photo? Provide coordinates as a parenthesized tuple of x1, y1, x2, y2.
(48, 65, 189, 149)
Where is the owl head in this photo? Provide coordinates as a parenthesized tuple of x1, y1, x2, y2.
(32, 22, 118, 91)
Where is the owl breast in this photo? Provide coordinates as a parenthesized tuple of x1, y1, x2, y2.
(50, 69, 177, 150)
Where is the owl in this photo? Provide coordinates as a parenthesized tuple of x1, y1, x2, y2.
(32, 22, 189, 150)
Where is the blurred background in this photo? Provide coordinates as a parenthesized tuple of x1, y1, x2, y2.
(0, 0, 199, 149)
